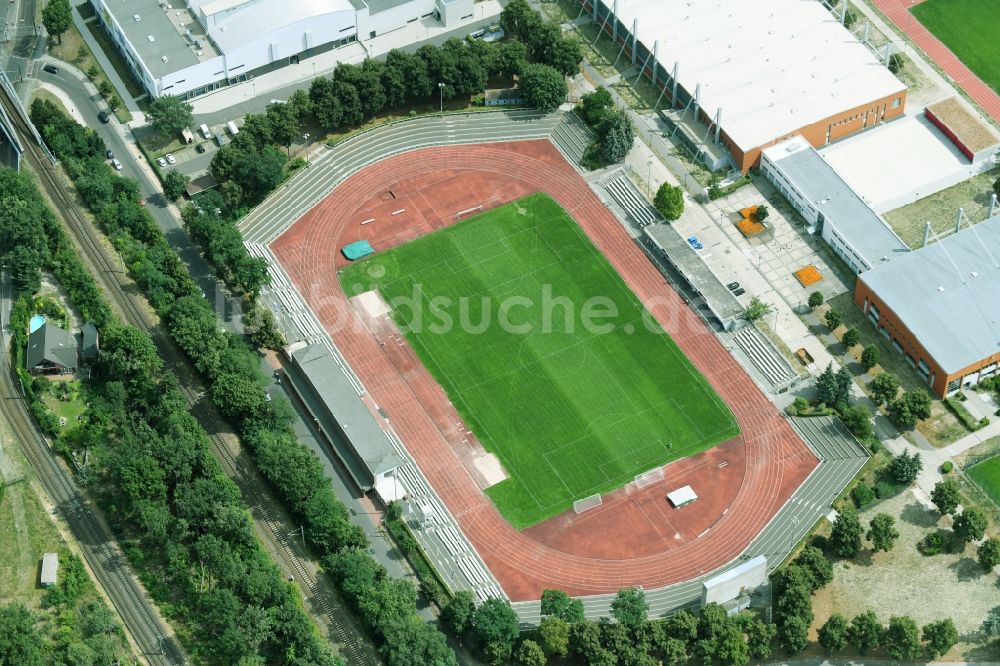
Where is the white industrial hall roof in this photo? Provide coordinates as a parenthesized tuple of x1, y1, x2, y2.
(605, 0, 906, 151)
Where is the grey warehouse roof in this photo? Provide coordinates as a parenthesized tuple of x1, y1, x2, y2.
(860, 214, 1000, 374)
(289, 343, 402, 488)
(769, 141, 909, 268)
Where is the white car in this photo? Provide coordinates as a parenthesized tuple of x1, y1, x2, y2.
(111, 159, 123, 171)
(165, 153, 176, 165)
(156, 156, 167, 167)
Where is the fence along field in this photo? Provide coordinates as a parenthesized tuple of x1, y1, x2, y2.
(340, 193, 738, 529)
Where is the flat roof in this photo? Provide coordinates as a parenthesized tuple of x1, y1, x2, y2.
(101, 0, 215, 79)
(763, 136, 909, 267)
(610, 0, 906, 150)
(205, 0, 356, 53)
(860, 215, 1000, 374)
(926, 96, 1000, 156)
(667, 485, 698, 506)
(40, 552, 58, 584)
(290, 343, 402, 486)
(643, 226, 744, 323)
(819, 115, 971, 214)
(702, 554, 767, 589)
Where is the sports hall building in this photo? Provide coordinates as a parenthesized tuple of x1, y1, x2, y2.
(579, 0, 907, 171)
(89, 0, 474, 99)
(854, 214, 1000, 398)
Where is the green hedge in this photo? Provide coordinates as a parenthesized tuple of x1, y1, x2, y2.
(944, 395, 989, 431)
(385, 503, 450, 607)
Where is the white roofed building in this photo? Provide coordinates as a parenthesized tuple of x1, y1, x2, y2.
(89, 0, 473, 99)
(581, 0, 907, 171)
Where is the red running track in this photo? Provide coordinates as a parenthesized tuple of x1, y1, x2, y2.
(272, 140, 818, 600)
(874, 0, 1000, 123)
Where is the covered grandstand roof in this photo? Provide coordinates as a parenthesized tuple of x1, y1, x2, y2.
(607, 0, 905, 151)
(859, 215, 1000, 374)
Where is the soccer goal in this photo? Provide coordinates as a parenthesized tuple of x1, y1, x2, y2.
(573, 493, 603, 514)
(454, 204, 485, 220)
(634, 467, 665, 489)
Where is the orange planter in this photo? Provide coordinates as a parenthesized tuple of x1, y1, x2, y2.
(736, 217, 766, 237)
(794, 264, 823, 287)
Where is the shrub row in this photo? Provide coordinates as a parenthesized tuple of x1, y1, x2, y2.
(944, 395, 989, 431)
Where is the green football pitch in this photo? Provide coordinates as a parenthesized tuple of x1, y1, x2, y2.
(339, 193, 739, 528)
(912, 0, 1000, 95)
(968, 456, 1000, 507)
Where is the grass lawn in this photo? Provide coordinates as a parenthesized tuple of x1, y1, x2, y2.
(912, 0, 1000, 95)
(340, 193, 738, 528)
(967, 456, 1000, 507)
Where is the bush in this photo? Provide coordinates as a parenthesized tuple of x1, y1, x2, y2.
(851, 483, 876, 508)
(918, 532, 944, 556)
(940, 461, 953, 474)
(874, 479, 906, 501)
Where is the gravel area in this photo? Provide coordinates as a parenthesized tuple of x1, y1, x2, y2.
(812, 489, 999, 647)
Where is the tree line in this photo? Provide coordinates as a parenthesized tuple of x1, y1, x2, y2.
(30, 98, 457, 664)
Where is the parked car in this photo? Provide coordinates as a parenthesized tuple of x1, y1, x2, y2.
(686, 235, 704, 250)
(195, 143, 206, 153)
(156, 156, 167, 167)
(42, 64, 59, 74)
(732, 287, 746, 296)
(165, 154, 176, 165)
(111, 159, 123, 171)
(105, 149, 114, 160)
(726, 282, 740, 291)
(98, 111, 110, 123)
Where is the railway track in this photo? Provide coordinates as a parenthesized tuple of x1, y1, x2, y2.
(0, 83, 184, 666)
(0, 83, 378, 665)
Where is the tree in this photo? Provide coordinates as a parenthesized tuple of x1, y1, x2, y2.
(840, 404, 873, 439)
(860, 344, 880, 370)
(265, 102, 300, 152)
(816, 363, 838, 406)
(473, 598, 519, 654)
(888, 396, 916, 428)
(740, 296, 772, 323)
(904, 389, 932, 420)
(953, 507, 988, 543)
(793, 546, 833, 589)
(931, 477, 961, 516)
(539, 589, 584, 624)
(834, 366, 853, 408)
(745, 619, 776, 659)
(441, 590, 476, 637)
(576, 87, 614, 128)
(753, 204, 768, 222)
(381, 616, 458, 666)
(162, 170, 190, 201)
(841, 327, 860, 349)
(807, 291, 824, 309)
(778, 616, 808, 654)
(611, 587, 648, 631)
(870, 372, 900, 405)
(922, 618, 958, 658)
(148, 95, 194, 138)
(516, 639, 546, 666)
(497, 39, 529, 79)
(98, 79, 114, 100)
(994, 174, 1000, 200)
(884, 615, 921, 661)
(697, 603, 729, 642)
(99, 324, 163, 381)
(978, 538, 1000, 571)
(848, 611, 883, 654)
(654, 183, 684, 221)
(600, 111, 634, 163)
(830, 507, 863, 558)
(819, 613, 849, 654)
(662, 609, 698, 645)
(0, 603, 44, 666)
(867, 513, 899, 552)
(537, 616, 569, 658)
(889, 450, 923, 485)
(569, 621, 602, 662)
(519, 63, 567, 111)
(500, 0, 541, 41)
(716, 622, 751, 666)
(887, 52, 905, 74)
(824, 308, 842, 331)
(42, 0, 72, 43)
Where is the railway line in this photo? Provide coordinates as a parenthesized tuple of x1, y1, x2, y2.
(0, 83, 378, 664)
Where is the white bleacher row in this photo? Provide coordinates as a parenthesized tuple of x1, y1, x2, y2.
(601, 171, 659, 226)
(731, 325, 797, 389)
(246, 241, 502, 600)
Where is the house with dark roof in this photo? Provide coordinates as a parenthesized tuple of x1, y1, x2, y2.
(26, 323, 78, 375)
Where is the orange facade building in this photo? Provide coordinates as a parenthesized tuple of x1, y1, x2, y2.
(854, 216, 1000, 397)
